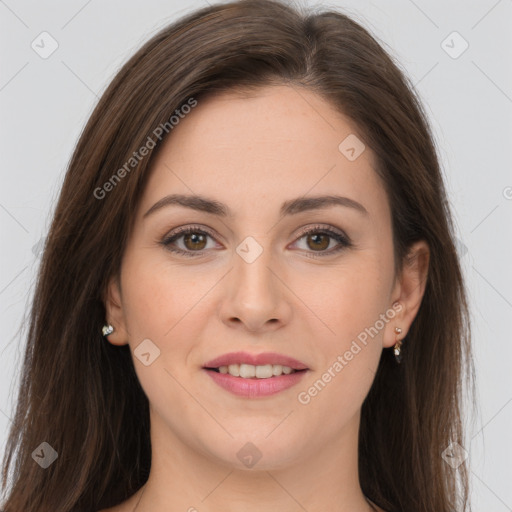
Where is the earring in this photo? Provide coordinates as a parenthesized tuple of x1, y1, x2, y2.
(393, 327, 403, 363)
(102, 324, 114, 337)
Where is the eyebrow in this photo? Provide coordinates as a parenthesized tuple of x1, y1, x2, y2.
(143, 193, 369, 219)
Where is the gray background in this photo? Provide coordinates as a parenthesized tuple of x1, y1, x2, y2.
(1, 0, 511, 509)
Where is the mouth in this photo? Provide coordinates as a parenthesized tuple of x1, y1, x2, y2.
(202, 352, 310, 397)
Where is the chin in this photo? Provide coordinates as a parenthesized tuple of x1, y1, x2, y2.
(200, 432, 305, 472)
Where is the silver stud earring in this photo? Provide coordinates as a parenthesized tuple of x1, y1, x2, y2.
(394, 327, 403, 363)
(102, 324, 114, 337)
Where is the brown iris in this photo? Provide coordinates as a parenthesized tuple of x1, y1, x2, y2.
(183, 232, 207, 250)
(306, 233, 330, 251)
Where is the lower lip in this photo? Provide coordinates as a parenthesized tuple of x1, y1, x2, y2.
(203, 369, 308, 397)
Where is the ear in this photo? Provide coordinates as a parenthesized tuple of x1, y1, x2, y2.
(383, 240, 430, 348)
(103, 275, 130, 346)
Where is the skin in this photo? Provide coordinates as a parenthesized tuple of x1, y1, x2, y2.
(100, 84, 429, 512)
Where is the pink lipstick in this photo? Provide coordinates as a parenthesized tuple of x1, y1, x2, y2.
(203, 351, 309, 398)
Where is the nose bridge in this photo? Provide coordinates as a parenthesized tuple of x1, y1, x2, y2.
(221, 233, 289, 330)
(233, 233, 278, 303)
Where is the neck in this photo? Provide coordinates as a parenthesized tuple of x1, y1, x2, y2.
(130, 408, 377, 512)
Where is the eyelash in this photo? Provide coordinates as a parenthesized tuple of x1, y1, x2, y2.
(160, 224, 352, 258)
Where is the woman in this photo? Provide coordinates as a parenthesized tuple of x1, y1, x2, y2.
(0, 1, 474, 511)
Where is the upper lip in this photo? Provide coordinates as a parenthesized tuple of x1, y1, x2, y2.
(203, 351, 309, 370)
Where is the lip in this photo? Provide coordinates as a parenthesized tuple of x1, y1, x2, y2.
(203, 351, 309, 370)
(202, 351, 309, 398)
(204, 368, 308, 398)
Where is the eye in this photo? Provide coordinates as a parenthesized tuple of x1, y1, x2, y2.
(161, 225, 219, 257)
(290, 224, 352, 256)
(160, 224, 352, 258)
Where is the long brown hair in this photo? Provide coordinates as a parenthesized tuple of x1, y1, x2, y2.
(1, 1, 474, 511)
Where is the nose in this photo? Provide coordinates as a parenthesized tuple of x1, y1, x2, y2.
(218, 240, 292, 334)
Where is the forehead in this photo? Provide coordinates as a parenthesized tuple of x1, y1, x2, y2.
(140, 84, 387, 221)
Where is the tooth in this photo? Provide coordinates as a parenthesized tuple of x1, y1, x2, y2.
(255, 364, 273, 379)
(239, 364, 256, 378)
(272, 364, 283, 376)
(218, 363, 299, 378)
(228, 364, 240, 377)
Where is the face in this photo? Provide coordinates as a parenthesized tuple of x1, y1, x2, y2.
(106, 84, 425, 470)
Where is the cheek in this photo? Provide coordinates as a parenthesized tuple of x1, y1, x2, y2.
(305, 257, 391, 341)
(120, 249, 207, 339)
(295, 264, 388, 412)
(295, 255, 391, 408)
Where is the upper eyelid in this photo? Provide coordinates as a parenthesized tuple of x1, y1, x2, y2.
(164, 223, 347, 239)
(294, 224, 348, 239)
